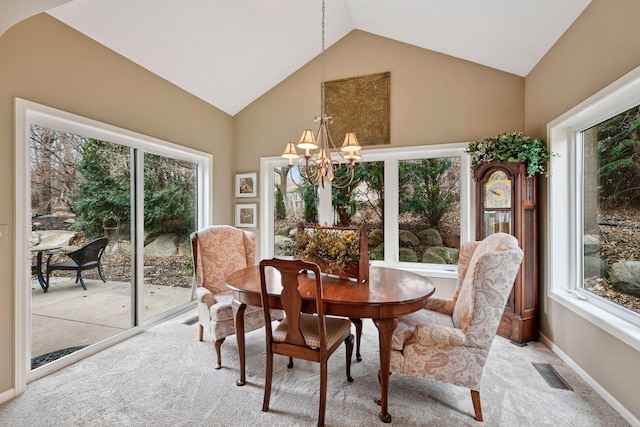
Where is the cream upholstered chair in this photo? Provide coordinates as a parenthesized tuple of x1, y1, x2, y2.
(191, 225, 283, 369)
(390, 233, 523, 422)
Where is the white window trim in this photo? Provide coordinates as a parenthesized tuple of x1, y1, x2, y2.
(14, 98, 212, 392)
(547, 66, 640, 352)
(260, 142, 473, 279)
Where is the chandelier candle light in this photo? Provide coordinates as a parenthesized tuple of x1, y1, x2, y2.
(281, 0, 362, 189)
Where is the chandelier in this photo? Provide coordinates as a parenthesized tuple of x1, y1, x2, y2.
(281, 0, 362, 189)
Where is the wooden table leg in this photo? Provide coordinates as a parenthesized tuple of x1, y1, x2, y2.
(231, 298, 247, 386)
(374, 317, 398, 423)
(349, 317, 363, 362)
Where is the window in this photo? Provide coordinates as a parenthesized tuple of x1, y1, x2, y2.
(15, 98, 212, 383)
(581, 108, 640, 317)
(548, 65, 640, 349)
(261, 143, 472, 277)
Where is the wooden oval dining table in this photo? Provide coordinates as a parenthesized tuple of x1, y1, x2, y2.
(226, 264, 436, 423)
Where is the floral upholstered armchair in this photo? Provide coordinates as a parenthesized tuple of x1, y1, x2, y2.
(191, 225, 283, 369)
(390, 233, 523, 422)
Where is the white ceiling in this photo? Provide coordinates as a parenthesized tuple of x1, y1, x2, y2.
(3, 0, 591, 116)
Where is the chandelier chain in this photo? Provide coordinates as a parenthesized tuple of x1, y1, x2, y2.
(280, 0, 361, 190)
(320, 0, 326, 117)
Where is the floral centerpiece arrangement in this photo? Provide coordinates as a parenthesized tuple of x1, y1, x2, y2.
(294, 223, 369, 282)
(466, 131, 553, 176)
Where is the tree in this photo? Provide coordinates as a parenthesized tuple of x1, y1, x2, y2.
(275, 184, 287, 220)
(30, 125, 83, 214)
(354, 162, 384, 225)
(399, 158, 457, 228)
(143, 154, 196, 237)
(596, 105, 640, 207)
(330, 162, 385, 227)
(300, 185, 318, 224)
(68, 139, 131, 237)
(331, 165, 359, 226)
(69, 140, 196, 238)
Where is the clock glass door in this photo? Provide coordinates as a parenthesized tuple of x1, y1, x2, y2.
(483, 170, 512, 236)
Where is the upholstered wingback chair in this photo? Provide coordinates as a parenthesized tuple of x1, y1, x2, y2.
(390, 233, 523, 422)
(191, 225, 283, 369)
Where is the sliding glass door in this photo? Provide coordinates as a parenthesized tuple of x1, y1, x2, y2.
(141, 153, 197, 321)
(19, 99, 210, 378)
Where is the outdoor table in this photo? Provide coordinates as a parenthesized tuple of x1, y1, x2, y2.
(31, 244, 62, 292)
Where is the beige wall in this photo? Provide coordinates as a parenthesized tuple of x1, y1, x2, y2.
(3, 2, 637, 422)
(234, 30, 524, 173)
(526, 0, 640, 420)
(0, 14, 234, 395)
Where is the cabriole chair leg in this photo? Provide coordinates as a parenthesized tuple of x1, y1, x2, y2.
(471, 389, 483, 422)
(214, 338, 225, 369)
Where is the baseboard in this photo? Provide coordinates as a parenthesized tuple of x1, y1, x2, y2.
(539, 332, 640, 427)
(0, 388, 16, 405)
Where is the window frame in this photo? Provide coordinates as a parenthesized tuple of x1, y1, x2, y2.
(260, 142, 473, 279)
(547, 66, 640, 351)
(14, 98, 213, 389)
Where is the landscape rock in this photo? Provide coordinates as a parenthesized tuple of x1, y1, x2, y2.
(178, 240, 192, 257)
(368, 229, 384, 248)
(399, 247, 418, 263)
(609, 261, 640, 297)
(399, 230, 419, 247)
(422, 246, 459, 264)
(371, 243, 384, 261)
(583, 234, 601, 256)
(32, 230, 77, 248)
(144, 234, 178, 257)
(583, 255, 608, 279)
(417, 228, 443, 246)
(276, 226, 292, 236)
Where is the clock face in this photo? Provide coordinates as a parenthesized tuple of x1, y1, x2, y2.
(484, 171, 512, 208)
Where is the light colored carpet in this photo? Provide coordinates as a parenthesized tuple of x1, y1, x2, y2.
(0, 309, 630, 426)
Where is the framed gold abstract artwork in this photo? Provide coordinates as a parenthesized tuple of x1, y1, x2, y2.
(325, 71, 390, 146)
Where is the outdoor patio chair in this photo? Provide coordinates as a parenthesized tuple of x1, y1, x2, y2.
(45, 237, 109, 291)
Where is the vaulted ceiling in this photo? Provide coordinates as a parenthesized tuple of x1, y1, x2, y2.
(3, 0, 591, 115)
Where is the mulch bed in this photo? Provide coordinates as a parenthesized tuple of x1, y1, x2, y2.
(34, 214, 192, 288)
(584, 206, 640, 313)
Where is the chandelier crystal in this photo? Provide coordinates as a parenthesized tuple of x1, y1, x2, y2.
(281, 0, 362, 189)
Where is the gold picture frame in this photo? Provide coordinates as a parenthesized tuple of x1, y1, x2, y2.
(325, 71, 390, 146)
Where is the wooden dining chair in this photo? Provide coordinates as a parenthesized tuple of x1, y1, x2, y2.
(259, 258, 354, 427)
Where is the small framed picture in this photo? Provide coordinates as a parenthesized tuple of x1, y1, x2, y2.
(236, 203, 257, 228)
(235, 172, 257, 198)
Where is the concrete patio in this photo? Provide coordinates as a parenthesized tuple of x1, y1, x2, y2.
(31, 277, 193, 359)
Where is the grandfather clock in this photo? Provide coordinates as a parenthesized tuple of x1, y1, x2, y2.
(474, 160, 538, 344)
